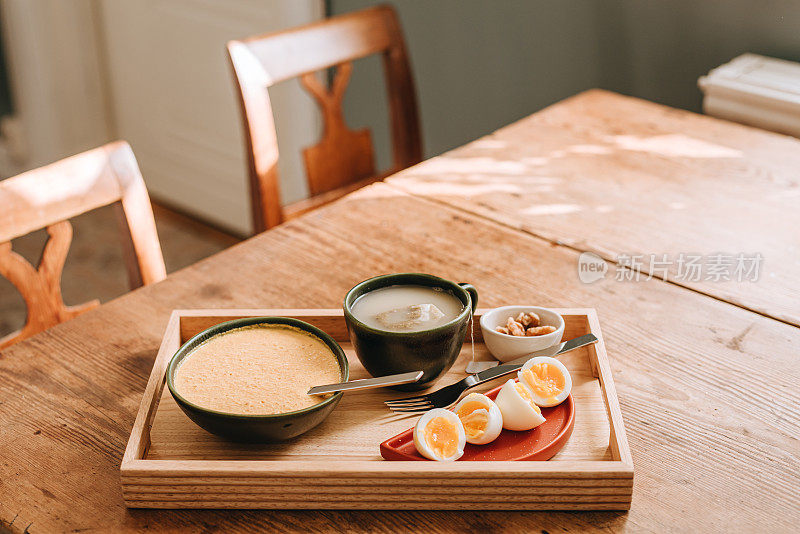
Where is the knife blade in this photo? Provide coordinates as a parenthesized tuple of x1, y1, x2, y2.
(473, 333, 599, 384)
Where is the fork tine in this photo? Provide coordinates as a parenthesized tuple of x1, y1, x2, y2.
(386, 402, 433, 410)
(387, 401, 430, 408)
(385, 394, 428, 404)
(388, 405, 431, 413)
(384, 398, 431, 406)
(385, 403, 431, 411)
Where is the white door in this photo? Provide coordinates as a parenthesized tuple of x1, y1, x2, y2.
(99, 0, 323, 235)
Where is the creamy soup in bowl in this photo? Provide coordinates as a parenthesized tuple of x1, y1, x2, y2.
(349, 284, 464, 332)
(173, 324, 341, 415)
(166, 317, 348, 442)
(343, 273, 478, 391)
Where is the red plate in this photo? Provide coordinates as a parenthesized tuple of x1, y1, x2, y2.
(380, 382, 574, 461)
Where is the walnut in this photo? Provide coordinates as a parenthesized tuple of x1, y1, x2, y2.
(497, 312, 554, 336)
(526, 325, 556, 336)
(506, 317, 526, 336)
(517, 312, 540, 327)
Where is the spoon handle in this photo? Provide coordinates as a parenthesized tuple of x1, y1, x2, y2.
(307, 370, 424, 395)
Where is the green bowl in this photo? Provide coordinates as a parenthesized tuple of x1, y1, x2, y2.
(166, 317, 349, 442)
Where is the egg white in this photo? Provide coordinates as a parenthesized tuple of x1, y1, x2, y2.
(493, 379, 546, 431)
(412, 408, 466, 461)
(518, 356, 572, 407)
(453, 392, 503, 445)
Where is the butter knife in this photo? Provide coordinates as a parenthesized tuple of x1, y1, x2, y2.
(473, 333, 598, 384)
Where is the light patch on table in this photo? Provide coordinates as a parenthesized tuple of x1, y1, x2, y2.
(521, 204, 583, 216)
(404, 182, 524, 196)
(410, 157, 530, 176)
(609, 134, 743, 158)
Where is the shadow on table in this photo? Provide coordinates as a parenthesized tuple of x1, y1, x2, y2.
(125, 509, 629, 532)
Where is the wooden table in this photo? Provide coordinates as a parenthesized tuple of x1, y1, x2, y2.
(388, 90, 800, 327)
(1, 90, 798, 533)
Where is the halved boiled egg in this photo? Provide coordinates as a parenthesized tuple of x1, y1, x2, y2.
(413, 408, 466, 461)
(518, 356, 572, 407)
(453, 393, 503, 445)
(494, 379, 546, 431)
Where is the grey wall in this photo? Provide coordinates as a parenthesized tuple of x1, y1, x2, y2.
(330, 0, 800, 168)
(0, 22, 12, 118)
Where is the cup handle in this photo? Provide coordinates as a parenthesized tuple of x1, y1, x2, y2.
(458, 283, 478, 314)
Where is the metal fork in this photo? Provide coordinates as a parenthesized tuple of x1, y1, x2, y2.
(384, 333, 598, 412)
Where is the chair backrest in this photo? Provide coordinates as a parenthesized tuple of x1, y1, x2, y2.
(0, 141, 166, 349)
(227, 4, 422, 233)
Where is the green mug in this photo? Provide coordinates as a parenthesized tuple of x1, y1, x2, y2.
(343, 273, 478, 391)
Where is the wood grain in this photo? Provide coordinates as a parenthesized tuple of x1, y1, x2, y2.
(1, 182, 797, 532)
(0, 141, 166, 349)
(227, 5, 421, 233)
(386, 89, 800, 326)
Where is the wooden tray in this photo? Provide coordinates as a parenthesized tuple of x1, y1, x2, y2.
(121, 308, 633, 510)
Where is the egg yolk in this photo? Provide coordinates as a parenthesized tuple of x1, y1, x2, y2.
(522, 363, 565, 402)
(456, 401, 489, 439)
(424, 417, 459, 459)
(514, 382, 542, 413)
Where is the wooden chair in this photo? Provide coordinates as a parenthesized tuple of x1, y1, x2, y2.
(0, 141, 166, 349)
(227, 4, 422, 233)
